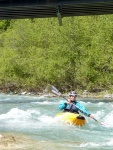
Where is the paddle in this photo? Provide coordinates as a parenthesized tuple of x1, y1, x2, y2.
(45, 85, 108, 127)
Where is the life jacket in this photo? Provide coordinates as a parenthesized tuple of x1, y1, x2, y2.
(64, 101, 79, 114)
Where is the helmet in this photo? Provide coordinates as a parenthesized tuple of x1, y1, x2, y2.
(69, 91, 77, 96)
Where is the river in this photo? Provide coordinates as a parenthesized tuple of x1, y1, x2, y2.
(0, 94, 113, 150)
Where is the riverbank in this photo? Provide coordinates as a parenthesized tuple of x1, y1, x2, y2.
(2, 90, 113, 100)
(0, 84, 113, 99)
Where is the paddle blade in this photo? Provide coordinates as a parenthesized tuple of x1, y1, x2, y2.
(93, 118, 109, 127)
(52, 86, 61, 96)
(44, 85, 61, 96)
(99, 121, 109, 127)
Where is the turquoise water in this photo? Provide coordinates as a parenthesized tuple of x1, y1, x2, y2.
(0, 94, 113, 150)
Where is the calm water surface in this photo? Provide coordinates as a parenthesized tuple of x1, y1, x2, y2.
(0, 94, 113, 150)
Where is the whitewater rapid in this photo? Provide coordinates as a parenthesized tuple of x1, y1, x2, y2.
(0, 94, 113, 150)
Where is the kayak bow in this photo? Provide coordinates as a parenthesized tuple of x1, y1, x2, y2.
(56, 112, 86, 126)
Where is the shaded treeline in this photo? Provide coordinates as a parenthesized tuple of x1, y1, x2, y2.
(0, 15, 113, 93)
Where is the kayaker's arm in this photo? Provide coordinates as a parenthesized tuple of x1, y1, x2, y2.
(59, 98, 71, 110)
(59, 102, 67, 110)
(76, 102, 91, 117)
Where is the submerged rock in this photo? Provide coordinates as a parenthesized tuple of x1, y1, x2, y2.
(0, 133, 55, 150)
(0, 132, 84, 150)
(0, 133, 24, 149)
(0, 133, 39, 149)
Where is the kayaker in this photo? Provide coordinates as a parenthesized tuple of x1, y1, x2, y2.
(59, 91, 94, 119)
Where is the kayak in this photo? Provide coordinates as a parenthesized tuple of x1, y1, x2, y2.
(55, 112, 86, 126)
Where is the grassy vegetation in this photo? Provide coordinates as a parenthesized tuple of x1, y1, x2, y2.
(0, 15, 113, 93)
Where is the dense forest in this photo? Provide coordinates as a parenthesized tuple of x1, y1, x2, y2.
(0, 15, 113, 94)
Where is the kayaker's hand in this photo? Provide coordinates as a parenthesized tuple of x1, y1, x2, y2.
(66, 99, 71, 104)
(89, 115, 94, 119)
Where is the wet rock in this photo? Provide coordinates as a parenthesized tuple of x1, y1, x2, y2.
(0, 134, 23, 149)
(0, 133, 44, 150)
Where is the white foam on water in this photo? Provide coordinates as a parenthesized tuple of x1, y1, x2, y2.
(107, 139, 113, 146)
(92, 110, 104, 120)
(78, 140, 113, 148)
(32, 101, 57, 105)
(54, 115, 66, 126)
(0, 107, 60, 132)
(79, 142, 99, 147)
(98, 102, 104, 106)
(103, 111, 113, 127)
(37, 95, 46, 99)
(38, 115, 59, 125)
(79, 101, 89, 106)
(107, 103, 113, 108)
(0, 108, 41, 121)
